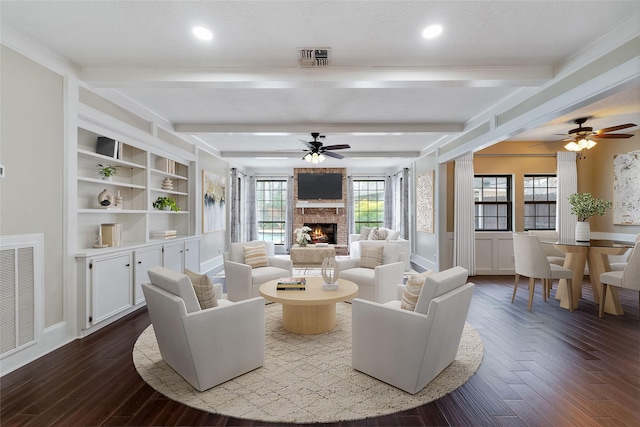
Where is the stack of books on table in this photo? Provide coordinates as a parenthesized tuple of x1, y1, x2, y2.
(276, 277, 306, 290)
(150, 229, 177, 239)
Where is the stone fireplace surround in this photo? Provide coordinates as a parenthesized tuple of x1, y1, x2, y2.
(294, 167, 348, 254)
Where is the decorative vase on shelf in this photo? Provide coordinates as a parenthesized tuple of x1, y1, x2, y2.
(98, 189, 114, 207)
(575, 221, 590, 242)
(114, 190, 123, 207)
(162, 177, 173, 190)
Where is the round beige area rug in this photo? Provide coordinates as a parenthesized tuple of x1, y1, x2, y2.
(133, 302, 483, 424)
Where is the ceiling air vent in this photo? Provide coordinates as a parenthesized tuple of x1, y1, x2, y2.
(298, 47, 331, 67)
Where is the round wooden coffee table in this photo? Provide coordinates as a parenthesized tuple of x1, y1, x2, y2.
(259, 277, 358, 335)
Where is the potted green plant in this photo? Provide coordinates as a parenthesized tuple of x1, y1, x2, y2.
(97, 164, 119, 180)
(567, 192, 612, 241)
(152, 196, 180, 212)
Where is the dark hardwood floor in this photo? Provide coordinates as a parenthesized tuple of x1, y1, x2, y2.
(2, 275, 639, 426)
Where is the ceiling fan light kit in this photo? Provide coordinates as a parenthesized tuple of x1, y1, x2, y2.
(560, 117, 636, 152)
(564, 138, 597, 152)
(300, 132, 350, 163)
(305, 152, 326, 164)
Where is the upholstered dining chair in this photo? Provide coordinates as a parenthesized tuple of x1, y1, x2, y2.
(528, 230, 566, 266)
(512, 233, 574, 311)
(599, 242, 640, 318)
(143, 266, 265, 391)
(609, 233, 640, 271)
(223, 240, 293, 301)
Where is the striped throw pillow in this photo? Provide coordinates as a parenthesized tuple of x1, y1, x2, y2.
(243, 244, 269, 268)
(401, 270, 432, 311)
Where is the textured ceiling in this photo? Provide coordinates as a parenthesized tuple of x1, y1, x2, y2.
(2, 1, 639, 170)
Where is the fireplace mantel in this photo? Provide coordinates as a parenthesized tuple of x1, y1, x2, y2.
(296, 202, 345, 214)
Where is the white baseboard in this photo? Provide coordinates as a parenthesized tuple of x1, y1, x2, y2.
(411, 254, 437, 272)
(1, 321, 74, 377)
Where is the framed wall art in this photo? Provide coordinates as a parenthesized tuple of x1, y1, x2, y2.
(203, 170, 226, 232)
(613, 150, 640, 225)
(416, 170, 434, 233)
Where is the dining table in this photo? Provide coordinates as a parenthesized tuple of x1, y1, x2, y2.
(540, 239, 634, 315)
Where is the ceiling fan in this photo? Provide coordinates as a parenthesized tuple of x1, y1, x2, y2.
(300, 132, 351, 163)
(559, 117, 637, 152)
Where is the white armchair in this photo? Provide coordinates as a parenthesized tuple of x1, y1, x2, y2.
(349, 232, 411, 270)
(351, 266, 474, 394)
(336, 242, 406, 303)
(223, 240, 293, 302)
(143, 266, 265, 392)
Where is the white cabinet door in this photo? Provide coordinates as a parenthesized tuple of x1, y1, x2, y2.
(162, 241, 184, 273)
(184, 239, 200, 272)
(91, 253, 132, 324)
(134, 246, 162, 304)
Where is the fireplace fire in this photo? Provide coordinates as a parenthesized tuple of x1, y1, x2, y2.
(304, 223, 337, 245)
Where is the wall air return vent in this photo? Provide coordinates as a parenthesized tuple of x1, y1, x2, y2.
(298, 47, 331, 67)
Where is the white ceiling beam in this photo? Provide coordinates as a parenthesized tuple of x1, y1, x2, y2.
(80, 66, 552, 89)
(174, 123, 463, 134)
(221, 151, 420, 158)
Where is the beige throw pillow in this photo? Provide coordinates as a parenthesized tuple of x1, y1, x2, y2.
(184, 269, 218, 309)
(243, 244, 269, 268)
(359, 226, 373, 241)
(401, 270, 432, 311)
(369, 227, 389, 241)
(360, 245, 384, 269)
(387, 229, 401, 240)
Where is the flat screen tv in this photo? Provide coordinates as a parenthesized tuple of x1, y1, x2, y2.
(297, 173, 343, 200)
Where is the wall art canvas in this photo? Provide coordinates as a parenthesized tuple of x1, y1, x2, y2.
(416, 170, 434, 233)
(613, 150, 640, 225)
(203, 171, 226, 232)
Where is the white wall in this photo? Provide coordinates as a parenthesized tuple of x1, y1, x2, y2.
(198, 149, 229, 272)
(1, 46, 65, 327)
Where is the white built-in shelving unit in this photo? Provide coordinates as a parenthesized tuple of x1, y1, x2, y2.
(74, 95, 200, 336)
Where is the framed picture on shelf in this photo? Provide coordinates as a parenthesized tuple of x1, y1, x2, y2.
(202, 170, 226, 232)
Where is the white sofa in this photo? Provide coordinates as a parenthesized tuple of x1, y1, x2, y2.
(351, 266, 474, 394)
(143, 266, 265, 392)
(350, 230, 410, 270)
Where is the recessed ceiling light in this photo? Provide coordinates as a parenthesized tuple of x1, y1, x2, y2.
(422, 25, 443, 39)
(192, 26, 213, 41)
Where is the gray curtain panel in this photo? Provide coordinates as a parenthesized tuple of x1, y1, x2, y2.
(248, 175, 258, 241)
(286, 175, 294, 251)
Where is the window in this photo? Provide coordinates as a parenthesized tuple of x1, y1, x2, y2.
(353, 179, 385, 234)
(256, 180, 287, 244)
(474, 175, 512, 231)
(524, 174, 557, 230)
